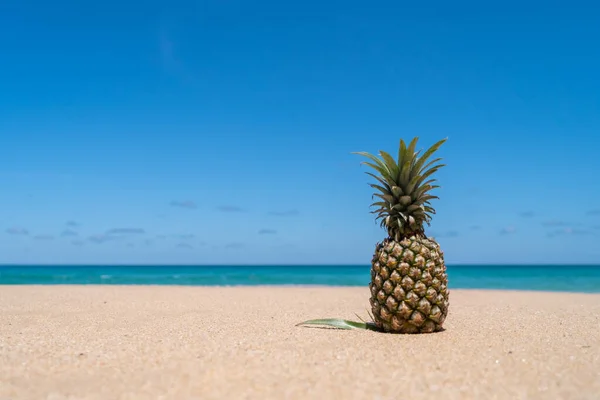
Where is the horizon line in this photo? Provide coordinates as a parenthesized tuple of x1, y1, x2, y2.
(1, 263, 599, 267)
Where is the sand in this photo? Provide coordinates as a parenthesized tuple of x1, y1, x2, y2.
(1, 286, 599, 400)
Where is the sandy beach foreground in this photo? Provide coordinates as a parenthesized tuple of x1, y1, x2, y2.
(1, 286, 599, 400)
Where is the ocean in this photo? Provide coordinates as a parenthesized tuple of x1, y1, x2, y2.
(0, 264, 599, 293)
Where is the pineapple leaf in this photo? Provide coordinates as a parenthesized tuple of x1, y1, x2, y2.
(398, 139, 408, 165)
(369, 204, 388, 210)
(369, 210, 385, 217)
(360, 161, 391, 182)
(412, 179, 437, 199)
(413, 183, 440, 202)
(373, 193, 394, 203)
(378, 150, 400, 179)
(296, 318, 382, 331)
(369, 183, 390, 195)
(412, 165, 444, 194)
(410, 138, 447, 180)
(365, 172, 392, 191)
(407, 137, 419, 160)
(406, 172, 426, 197)
(418, 194, 440, 204)
(354, 313, 366, 323)
(420, 164, 446, 181)
(353, 152, 393, 179)
(406, 204, 423, 213)
(353, 151, 386, 168)
(423, 205, 436, 214)
(369, 202, 388, 209)
(418, 157, 443, 176)
(391, 185, 403, 197)
(397, 217, 405, 228)
(366, 309, 375, 323)
(399, 158, 413, 189)
(373, 213, 388, 222)
(412, 149, 423, 165)
(399, 138, 419, 187)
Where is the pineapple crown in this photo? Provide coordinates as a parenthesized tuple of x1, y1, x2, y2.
(353, 137, 447, 241)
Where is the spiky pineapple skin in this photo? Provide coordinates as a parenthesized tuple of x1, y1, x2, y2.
(369, 235, 449, 333)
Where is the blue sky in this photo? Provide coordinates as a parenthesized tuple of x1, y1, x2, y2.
(1, 0, 599, 265)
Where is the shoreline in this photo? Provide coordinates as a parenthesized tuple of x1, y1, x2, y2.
(2, 264, 600, 294)
(1, 283, 600, 294)
(2, 263, 600, 266)
(2, 286, 599, 399)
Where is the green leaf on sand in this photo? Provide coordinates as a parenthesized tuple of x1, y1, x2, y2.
(295, 318, 382, 331)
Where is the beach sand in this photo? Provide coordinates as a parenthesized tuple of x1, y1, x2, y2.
(1, 286, 599, 399)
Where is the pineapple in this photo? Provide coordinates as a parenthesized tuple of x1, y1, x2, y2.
(296, 137, 449, 334)
(356, 137, 449, 333)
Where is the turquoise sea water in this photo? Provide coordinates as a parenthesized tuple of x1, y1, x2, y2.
(1, 265, 600, 293)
